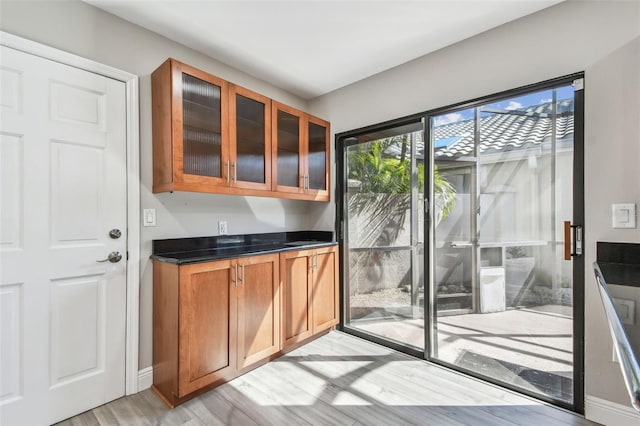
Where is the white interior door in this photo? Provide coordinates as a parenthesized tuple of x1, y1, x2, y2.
(0, 46, 127, 425)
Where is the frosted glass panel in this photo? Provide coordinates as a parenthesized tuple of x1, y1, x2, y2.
(235, 94, 265, 183)
(277, 110, 299, 187)
(182, 73, 222, 177)
(308, 122, 326, 191)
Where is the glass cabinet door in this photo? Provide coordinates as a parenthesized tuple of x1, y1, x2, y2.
(307, 119, 329, 194)
(230, 85, 271, 190)
(181, 72, 227, 181)
(273, 104, 303, 192)
(272, 102, 330, 200)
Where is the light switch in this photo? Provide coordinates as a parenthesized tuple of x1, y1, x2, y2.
(612, 203, 636, 229)
(143, 209, 156, 227)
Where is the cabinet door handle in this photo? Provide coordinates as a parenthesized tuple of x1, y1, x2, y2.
(305, 175, 309, 191)
(233, 263, 238, 286)
(226, 160, 230, 185)
(240, 263, 245, 285)
(233, 162, 237, 183)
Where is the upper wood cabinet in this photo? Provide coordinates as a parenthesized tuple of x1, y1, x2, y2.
(152, 58, 330, 201)
(152, 59, 230, 193)
(272, 102, 330, 201)
(229, 84, 272, 191)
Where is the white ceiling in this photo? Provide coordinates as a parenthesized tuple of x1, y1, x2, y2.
(85, 0, 563, 99)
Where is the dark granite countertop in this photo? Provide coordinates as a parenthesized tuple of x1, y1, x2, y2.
(151, 231, 337, 265)
(597, 242, 640, 287)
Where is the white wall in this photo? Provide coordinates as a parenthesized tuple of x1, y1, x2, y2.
(308, 0, 640, 415)
(0, 0, 316, 371)
(584, 34, 640, 410)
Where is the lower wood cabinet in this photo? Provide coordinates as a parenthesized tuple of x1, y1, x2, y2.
(280, 246, 339, 349)
(152, 246, 338, 407)
(236, 254, 280, 369)
(152, 253, 279, 407)
(177, 259, 237, 397)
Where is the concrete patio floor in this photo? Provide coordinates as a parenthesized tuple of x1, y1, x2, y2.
(351, 305, 574, 403)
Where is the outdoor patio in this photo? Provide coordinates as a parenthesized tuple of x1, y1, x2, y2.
(351, 302, 573, 402)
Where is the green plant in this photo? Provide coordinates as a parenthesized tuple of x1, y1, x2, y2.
(347, 135, 456, 246)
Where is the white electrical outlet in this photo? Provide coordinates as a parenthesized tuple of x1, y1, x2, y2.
(612, 203, 636, 228)
(218, 220, 228, 235)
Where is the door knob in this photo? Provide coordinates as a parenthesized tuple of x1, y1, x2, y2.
(96, 251, 122, 263)
(109, 229, 122, 239)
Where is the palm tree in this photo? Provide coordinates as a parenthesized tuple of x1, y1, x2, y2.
(347, 135, 456, 247)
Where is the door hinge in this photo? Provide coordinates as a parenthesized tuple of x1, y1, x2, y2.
(573, 78, 584, 91)
(127, 251, 129, 261)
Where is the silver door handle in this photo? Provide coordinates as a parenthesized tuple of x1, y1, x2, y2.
(233, 263, 238, 286)
(240, 263, 245, 285)
(226, 160, 230, 184)
(96, 251, 122, 263)
(233, 162, 237, 183)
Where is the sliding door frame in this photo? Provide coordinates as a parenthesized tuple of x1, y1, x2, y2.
(424, 73, 585, 413)
(335, 73, 585, 413)
(336, 117, 425, 359)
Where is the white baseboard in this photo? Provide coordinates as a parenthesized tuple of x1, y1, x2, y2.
(138, 367, 153, 391)
(585, 395, 640, 425)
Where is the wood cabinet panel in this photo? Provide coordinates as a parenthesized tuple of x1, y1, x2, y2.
(152, 261, 179, 402)
(237, 254, 280, 369)
(280, 246, 339, 349)
(312, 248, 339, 332)
(178, 261, 236, 397)
(280, 251, 313, 348)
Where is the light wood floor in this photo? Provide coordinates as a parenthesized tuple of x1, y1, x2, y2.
(57, 331, 595, 426)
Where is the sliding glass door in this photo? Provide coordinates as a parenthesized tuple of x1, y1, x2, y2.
(342, 122, 425, 352)
(338, 75, 584, 411)
(428, 85, 579, 406)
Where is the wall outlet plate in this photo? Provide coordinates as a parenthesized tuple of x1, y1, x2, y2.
(612, 203, 636, 228)
(218, 220, 228, 235)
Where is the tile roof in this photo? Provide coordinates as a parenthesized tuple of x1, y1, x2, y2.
(433, 99, 574, 159)
(383, 99, 574, 159)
